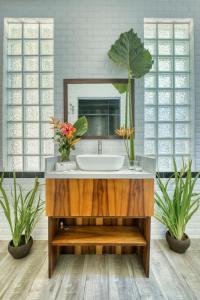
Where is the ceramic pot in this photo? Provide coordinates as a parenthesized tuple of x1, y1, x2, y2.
(166, 231, 190, 253)
(56, 160, 76, 172)
(8, 235, 33, 259)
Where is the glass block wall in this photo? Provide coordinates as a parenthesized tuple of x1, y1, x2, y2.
(4, 19, 54, 171)
(144, 20, 193, 171)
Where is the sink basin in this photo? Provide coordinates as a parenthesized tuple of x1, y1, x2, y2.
(76, 154, 125, 171)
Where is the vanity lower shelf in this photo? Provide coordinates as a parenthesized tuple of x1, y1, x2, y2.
(51, 226, 147, 246)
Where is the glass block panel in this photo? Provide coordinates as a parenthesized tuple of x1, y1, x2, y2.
(144, 74, 156, 88)
(7, 74, 22, 88)
(175, 91, 189, 105)
(41, 123, 54, 138)
(8, 140, 22, 155)
(24, 89, 39, 104)
(175, 123, 190, 138)
(158, 123, 172, 138)
(24, 23, 39, 38)
(158, 74, 172, 88)
(7, 40, 22, 55)
(24, 40, 39, 55)
(158, 24, 173, 39)
(174, 24, 189, 39)
(158, 58, 172, 72)
(158, 107, 172, 121)
(40, 57, 53, 71)
(40, 89, 54, 104)
(8, 156, 23, 171)
(144, 24, 156, 39)
(144, 107, 155, 121)
(144, 41, 156, 56)
(41, 106, 54, 121)
(8, 123, 22, 138)
(175, 74, 189, 88)
(8, 23, 22, 38)
(144, 91, 156, 105)
(158, 140, 172, 154)
(40, 74, 54, 88)
(8, 90, 22, 105)
(158, 156, 172, 171)
(145, 123, 155, 138)
(144, 140, 155, 155)
(40, 40, 53, 55)
(24, 74, 39, 88)
(8, 106, 22, 121)
(158, 91, 172, 105)
(175, 156, 190, 170)
(158, 41, 173, 55)
(8, 57, 22, 71)
(40, 23, 53, 38)
(175, 140, 190, 154)
(24, 106, 39, 121)
(42, 139, 54, 155)
(175, 107, 189, 121)
(24, 139, 39, 154)
(24, 123, 39, 138)
(24, 57, 39, 71)
(175, 58, 189, 72)
(24, 156, 39, 171)
(174, 41, 189, 55)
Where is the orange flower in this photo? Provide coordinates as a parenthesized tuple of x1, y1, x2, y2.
(116, 127, 134, 138)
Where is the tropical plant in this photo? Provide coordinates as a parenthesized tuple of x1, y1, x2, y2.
(50, 116, 88, 162)
(0, 173, 44, 247)
(108, 29, 153, 161)
(155, 159, 200, 240)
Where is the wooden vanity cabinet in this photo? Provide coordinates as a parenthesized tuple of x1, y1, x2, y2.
(46, 178, 154, 278)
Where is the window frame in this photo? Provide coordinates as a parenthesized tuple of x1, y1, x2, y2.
(144, 18, 195, 171)
(3, 18, 54, 172)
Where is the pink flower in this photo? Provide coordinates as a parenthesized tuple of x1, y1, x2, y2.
(60, 123, 76, 138)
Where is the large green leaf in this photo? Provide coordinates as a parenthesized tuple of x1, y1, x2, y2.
(113, 83, 127, 94)
(108, 29, 153, 79)
(73, 116, 88, 137)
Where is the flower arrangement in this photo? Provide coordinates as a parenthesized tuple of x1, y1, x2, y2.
(50, 116, 88, 161)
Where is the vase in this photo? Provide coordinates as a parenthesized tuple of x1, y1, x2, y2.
(56, 160, 76, 172)
(166, 231, 190, 253)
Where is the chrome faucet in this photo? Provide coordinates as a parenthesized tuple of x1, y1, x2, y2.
(98, 140, 102, 154)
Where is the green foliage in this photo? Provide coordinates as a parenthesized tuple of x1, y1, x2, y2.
(108, 29, 153, 79)
(108, 29, 153, 161)
(0, 173, 44, 247)
(73, 116, 88, 136)
(113, 83, 127, 94)
(155, 159, 200, 240)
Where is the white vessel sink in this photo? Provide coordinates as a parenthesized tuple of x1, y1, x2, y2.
(76, 154, 125, 171)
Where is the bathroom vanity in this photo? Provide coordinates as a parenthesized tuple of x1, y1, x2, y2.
(45, 156, 155, 278)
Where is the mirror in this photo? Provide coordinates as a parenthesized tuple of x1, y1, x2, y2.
(64, 79, 134, 139)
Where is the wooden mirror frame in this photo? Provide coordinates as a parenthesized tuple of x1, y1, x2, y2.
(63, 78, 135, 139)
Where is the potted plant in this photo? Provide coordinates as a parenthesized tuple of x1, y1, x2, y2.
(0, 173, 44, 259)
(155, 159, 200, 253)
(50, 116, 88, 171)
(108, 29, 153, 168)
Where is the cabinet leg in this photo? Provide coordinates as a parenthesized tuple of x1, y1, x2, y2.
(137, 217, 151, 277)
(48, 245, 59, 278)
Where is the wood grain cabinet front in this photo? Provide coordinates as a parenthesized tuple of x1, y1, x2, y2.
(46, 178, 154, 217)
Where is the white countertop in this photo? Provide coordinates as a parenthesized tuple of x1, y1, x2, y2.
(45, 167, 154, 179)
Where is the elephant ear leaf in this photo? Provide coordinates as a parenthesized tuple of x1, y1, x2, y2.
(113, 83, 127, 94)
(108, 29, 153, 79)
(73, 116, 88, 136)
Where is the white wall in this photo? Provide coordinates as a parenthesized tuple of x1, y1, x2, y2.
(0, 0, 200, 239)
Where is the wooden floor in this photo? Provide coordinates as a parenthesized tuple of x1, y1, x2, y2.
(0, 240, 200, 300)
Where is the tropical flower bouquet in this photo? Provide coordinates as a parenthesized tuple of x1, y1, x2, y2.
(50, 116, 88, 162)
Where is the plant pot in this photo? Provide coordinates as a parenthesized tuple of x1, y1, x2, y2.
(8, 235, 33, 259)
(166, 231, 190, 253)
(56, 160, 76, 172)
